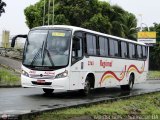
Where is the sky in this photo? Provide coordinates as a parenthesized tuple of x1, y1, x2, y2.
(0, 0, 160, 35)
(0, 0, 39, 35)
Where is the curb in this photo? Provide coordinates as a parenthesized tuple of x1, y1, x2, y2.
(0, 85, 21, 88)
(147, 78, 160, 80)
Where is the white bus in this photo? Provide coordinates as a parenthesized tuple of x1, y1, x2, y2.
(12, 25, 148, 95)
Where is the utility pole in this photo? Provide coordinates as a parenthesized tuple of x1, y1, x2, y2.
(52, 0, 54, 25)
(141, 23, 150, 31)
(138, 14, 143, 31)
(43, 0, 46, 25)
(48, 0, 51, 25)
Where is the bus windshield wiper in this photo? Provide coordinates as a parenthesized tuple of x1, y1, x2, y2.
(43, 48, 55, 66)
(30, 48, 42, 66)
(30, 41, 44, 65)
(30, 43, 55, 66)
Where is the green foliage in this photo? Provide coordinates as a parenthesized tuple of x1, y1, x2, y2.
(24, 1, 44, 28)
(0, 68, 20, 85)
(33, 92, 160, 120)
(147, 23, 160, 70)
(148, 71, 160, 79)
(54, 14, 70, 25)
(123, 12, 137, 40)
(24, 0, 137, 39)
(82, 13, 111, 34)
(0, 0, 6, 16)
(150, 45, 160, 70)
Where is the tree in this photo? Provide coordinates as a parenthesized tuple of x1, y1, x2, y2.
(109, 5, 126, 37)
(0, 0, 6, 16)
(24, 1, 44, 28)
(122, 12, 137, 40)
(147, 23, 160, 70)
(24, 0, 137, 39)
(82, 13, 112, 34)
(150, 45, 160, 70)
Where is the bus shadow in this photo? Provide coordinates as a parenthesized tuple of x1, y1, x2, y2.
(41, 87, 141, 99)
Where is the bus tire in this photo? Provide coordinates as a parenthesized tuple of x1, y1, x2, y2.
(121, 74, 134, 91)
(43, 88, 54, 94)
(80, 77, 91, 96)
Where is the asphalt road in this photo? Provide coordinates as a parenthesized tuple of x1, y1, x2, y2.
(0, 56, 21, 73)
(0, 80, 160, 115)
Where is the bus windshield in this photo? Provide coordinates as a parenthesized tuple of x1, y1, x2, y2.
(23, 29, 71, 69)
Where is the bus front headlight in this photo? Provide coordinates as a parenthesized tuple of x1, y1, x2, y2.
(22, 70, 29, 77)
(55, 70, 68, 79)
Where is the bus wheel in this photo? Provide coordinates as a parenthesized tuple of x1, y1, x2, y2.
(121, 74, 134, 91)
(81, 78, 91, 96)
(43, 88, 54, 94)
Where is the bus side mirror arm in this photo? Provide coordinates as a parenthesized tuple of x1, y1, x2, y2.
(11, 34, 27, 48)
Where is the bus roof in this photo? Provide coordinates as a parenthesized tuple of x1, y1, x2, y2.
(32, 25, 145, 46)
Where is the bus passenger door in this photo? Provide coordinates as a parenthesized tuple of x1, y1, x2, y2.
(70, 36, 83, 90)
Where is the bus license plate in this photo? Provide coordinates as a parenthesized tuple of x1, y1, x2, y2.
(37, 80, 45, 84)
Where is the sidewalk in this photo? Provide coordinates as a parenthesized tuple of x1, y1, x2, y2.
(0, 56, 21, 73)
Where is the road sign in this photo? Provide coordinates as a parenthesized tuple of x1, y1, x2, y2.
(138, 32, 156, 44)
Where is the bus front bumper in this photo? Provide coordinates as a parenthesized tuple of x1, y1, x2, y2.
(21, 75, 70, 90)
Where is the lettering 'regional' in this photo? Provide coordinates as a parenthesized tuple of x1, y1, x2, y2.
(100, 60, 112, 68)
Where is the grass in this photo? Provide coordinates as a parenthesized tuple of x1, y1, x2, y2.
(0, 67, 20, 86)
(32, 92, 160, 120)
(148, 71, 160, 79)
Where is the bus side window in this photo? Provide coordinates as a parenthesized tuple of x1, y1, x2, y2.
(142, 46, 147, 59)
(72, 36, 83, 63)
(132, 44, 136, 58)
(121, 41, 128, 58)
(137, 45, 143, 59)
(129, 43, 136, 59)
(86, 34, 97, 56)
(109, 38, 119, 57)
(99, 37, 108, 57)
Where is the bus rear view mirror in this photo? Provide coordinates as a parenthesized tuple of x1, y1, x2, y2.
(11, 34, 27, 48)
